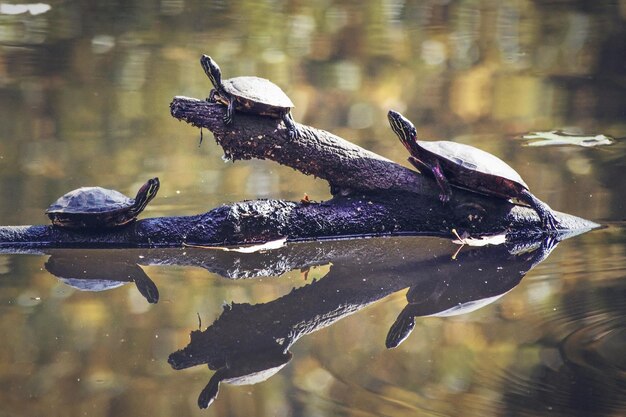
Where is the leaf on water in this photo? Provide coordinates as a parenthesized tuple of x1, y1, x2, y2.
(184, 237, 288, 253)
(0, 3, 51, 15)
(451, 229, 507, 247)
(520, 130, 615, 147)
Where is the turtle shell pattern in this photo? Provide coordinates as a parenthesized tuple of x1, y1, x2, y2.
(46, 187, 138, 228)
(46, 187, 134, 214)
(417, 140, 530, 199)
(222, 76, 294, 110)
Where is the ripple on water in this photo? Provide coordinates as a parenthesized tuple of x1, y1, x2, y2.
(472, 318, 626, 416)
(525, 273, 626, 340)
(467, 272, 626, 416)
(560, 318, 626, 382)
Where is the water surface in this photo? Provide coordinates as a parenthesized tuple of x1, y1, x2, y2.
(0, 1, 625, 416)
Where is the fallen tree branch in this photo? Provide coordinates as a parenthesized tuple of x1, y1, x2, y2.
(0, 96, 598, 249)
(171, 97, 437, 195)
(0, 192, 596, 249)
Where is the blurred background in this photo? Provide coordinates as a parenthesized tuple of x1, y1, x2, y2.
(0, 1, 625, 416)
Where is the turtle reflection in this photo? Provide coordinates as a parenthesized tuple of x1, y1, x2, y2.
(169, 234, 559, 409)
(386, 236, 558, 348)
(44, 249, 159, 303)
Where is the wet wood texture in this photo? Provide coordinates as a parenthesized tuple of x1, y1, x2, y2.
(0, 97, 597, 248)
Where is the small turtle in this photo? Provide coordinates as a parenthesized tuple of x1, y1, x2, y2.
(387, 110, 560, 230)
(46, 177, 160, 229)
(200, 54, 298, 140)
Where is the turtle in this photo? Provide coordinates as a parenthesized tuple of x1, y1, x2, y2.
(387, 110, 560, 230)
(200, 54, 298, 140)
(46, 177, 160, 229)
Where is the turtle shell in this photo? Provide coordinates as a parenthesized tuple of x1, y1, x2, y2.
(222, 76, 294, 109)
(418, 140, 529, 191)
(45, 187, 135, 228)
(46, 187, 133, 214)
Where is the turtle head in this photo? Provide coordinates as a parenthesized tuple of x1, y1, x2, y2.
(133, 177, 160, 213)
(388, 110, 419, 154)
(200, 55, 223, 90)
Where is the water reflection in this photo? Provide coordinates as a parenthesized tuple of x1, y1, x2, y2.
(44, 249, 159, 304)
(166, 234, 557, 408)
(386, 237, 558, 348)
(1, 229, 624, 414)
(501, 317, 626, 416)
(561, 318, 626, 382)
(520, 130, 617, 148)
(9, 234, 562, 409)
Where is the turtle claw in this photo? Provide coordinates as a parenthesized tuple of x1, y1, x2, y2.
(439, 192, 451, 203)
(222, 114, 232, 125)
(287, 128, 297, 141)
(519, 189, 560, 232)
(282, 113, 298, 141)
(543, 213, 560, 231)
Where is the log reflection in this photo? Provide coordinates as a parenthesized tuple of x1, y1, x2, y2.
(167, 234, 558, 408)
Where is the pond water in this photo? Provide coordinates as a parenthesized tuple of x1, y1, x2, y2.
(0, 1, 625, 416)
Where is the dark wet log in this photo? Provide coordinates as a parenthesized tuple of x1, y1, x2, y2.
(0, 192, 597, 249)
(0, 96, 598, 248)
(170, 97, 435, 195)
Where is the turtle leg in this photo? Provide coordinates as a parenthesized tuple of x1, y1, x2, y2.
(223, 99, 235, 125)
(282, 112, 298, 140)
(208, 89, 218, 103)
(518, 189, 560, 231)
(132, 267, 159, 304)
(408, 156, 452, 203)
(386, 307, 416, 349)
(198, 370, 224, 409)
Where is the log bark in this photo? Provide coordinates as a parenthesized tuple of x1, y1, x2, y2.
(0, 96, 598, 249)
(0, 192, 596, 249)
(171, 97, 436, 196)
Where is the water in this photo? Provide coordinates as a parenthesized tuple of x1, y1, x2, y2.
(0, 1, 625, 416)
